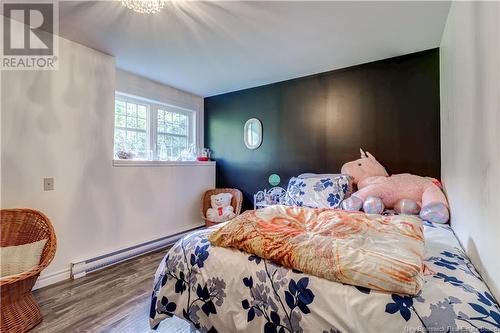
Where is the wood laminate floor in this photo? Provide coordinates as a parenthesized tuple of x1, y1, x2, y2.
(32, 248, 194, 333)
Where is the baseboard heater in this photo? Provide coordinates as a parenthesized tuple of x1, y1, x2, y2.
(70, 226, 203, 279)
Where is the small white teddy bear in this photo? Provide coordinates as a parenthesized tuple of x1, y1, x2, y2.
(206, 193, 236, 222)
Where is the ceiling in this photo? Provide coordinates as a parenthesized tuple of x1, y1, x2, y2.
(58, 1, 451, 97)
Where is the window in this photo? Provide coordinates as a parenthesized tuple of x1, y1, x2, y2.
(157, 109, 189, 161)
(114, 99, 149, 159)
(114, 93, 195, 161)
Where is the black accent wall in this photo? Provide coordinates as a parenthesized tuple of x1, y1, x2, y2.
(204, 49, 440, 209)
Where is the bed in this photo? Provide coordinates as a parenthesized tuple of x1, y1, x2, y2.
(150, 213, 500, 333)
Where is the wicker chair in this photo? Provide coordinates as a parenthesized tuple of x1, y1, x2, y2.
(201, 188, 243, 227)
(1, 209, 57, 333)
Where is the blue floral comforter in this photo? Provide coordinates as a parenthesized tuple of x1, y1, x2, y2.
(150, 221, 500, 333)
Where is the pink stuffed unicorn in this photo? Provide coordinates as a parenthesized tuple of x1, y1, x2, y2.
(341, 149, 449, 223)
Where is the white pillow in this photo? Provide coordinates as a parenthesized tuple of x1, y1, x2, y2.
(0, 239, 47, 278)
(297, 173, 354, 198)
(284, 175, 352, 208)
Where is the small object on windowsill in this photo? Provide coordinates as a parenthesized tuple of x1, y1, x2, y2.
(254, 187, 286, 210)
(197, 147, 211, 162)
(116, 150, 135, 160)
(177, 144, 197, 161)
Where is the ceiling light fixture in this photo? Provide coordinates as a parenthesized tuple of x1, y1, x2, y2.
(122, 0, 166, 14)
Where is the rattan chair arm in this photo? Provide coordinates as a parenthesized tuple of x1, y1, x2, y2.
(0, 209, 57, 287)
(38, 223, 57, 271)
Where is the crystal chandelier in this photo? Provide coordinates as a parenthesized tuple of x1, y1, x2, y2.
(122, 0, 166, 14)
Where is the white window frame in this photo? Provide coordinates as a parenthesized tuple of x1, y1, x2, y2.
(154, 106, 194, 161)
(114, 94, 151, 159)
(114, 92, 197, 162)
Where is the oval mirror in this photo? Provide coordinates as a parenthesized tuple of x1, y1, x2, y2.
(244, 118, 262, 149)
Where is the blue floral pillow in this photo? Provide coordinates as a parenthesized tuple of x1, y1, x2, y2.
(284, 175, 352, 208)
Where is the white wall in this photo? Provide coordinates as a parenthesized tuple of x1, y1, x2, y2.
(440, 2, 500, 300)
(1, 34, 214, 286)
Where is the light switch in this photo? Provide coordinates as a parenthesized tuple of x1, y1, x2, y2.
(44, 178, 54, 191)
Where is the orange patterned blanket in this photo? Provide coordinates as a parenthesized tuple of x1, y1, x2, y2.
(208, 205, 425, 295)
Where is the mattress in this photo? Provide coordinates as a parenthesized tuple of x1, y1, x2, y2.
(150, 218, 500, 333)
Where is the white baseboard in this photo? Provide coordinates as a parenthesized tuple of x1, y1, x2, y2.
(34, 268, 71, 290)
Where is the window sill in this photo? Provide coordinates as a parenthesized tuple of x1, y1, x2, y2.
(112, 160, 216, 167)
